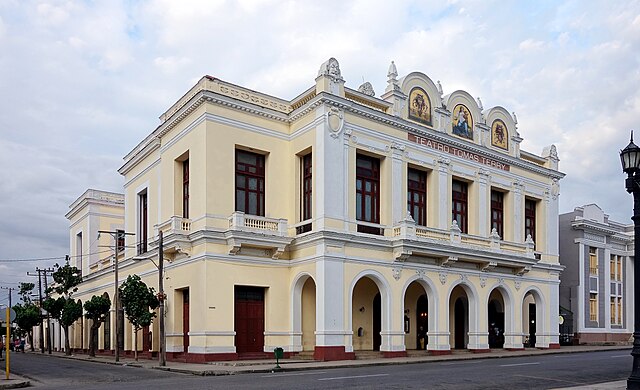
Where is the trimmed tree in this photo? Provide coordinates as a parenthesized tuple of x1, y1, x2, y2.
(84, 295, 112, 357)
(119, 275, 159, 361)
(42, 263, 83, 355)
(14, 282, 40, 351)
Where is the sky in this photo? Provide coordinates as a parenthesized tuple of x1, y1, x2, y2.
(1, 0, 639, 306)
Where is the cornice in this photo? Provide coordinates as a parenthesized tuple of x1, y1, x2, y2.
(121, 89, 564, 181)
(306, 93, 564, 179)
(571, 219, 622, 236)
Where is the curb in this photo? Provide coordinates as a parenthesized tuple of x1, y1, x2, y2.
(22, 346, 632, 377)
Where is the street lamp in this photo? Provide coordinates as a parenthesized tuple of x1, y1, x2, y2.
(620, 131, 640, 390)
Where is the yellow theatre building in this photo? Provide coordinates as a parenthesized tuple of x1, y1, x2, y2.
(58, 58, 565, 362)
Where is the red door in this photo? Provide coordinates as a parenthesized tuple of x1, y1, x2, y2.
(235, 287, 265, 354)
(183, 290, 190, 352)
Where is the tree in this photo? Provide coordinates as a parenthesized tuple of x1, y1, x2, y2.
(14, 282, 40, 351)
(84, 295, 111, 357)
(119, 275, 159, 361)
(42, 262, 83, 356)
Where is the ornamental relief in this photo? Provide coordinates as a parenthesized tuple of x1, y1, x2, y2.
(326, 107, 345, 138)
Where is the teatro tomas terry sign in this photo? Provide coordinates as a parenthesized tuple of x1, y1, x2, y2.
(408, 134, 510, 171)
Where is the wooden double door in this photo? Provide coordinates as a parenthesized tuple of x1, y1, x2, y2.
(234, 286, 265, 354)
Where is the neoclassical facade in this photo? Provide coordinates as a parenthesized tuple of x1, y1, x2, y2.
(59, 58, 565, 361)
(559, 204, 634, 344)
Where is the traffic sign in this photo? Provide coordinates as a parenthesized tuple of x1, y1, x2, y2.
(0, 308, 16, 322)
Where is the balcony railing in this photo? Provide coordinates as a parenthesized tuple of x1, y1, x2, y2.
(392, 218, 534, 257)
(228, 212, 287, 236)
(156, 216, 192, 236)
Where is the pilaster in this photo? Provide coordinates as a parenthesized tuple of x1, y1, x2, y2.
(477, 169, 490, 237)
(437, 157, 451, 229)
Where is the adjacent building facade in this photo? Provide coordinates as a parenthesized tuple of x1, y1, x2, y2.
(559, 204, 634, 344)
(57, 58, 565, 361)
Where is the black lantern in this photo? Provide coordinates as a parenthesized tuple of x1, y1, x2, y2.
(620, 130, 640, 390)
(621, 131, 640, 176)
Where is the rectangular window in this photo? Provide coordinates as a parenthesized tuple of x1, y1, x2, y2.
(589, 247, 598, 275)
(617, 257, 623, 280)
(297, 153, 313, 234)
(183, 159, 189, 218)
(76, 232, 83, 272)
(116, 229, 125, 254)
(407, 168, 427, 226)
(589, 293, 598, 322)
(610, 256, 616, 280)
(356, 154, 381, 235)
(491, 190, 504, 238)
(611, 298, 616, 324)
(524, 198, 536, 243)
(618, 298, 623, 324)
(138, 191, 148, 254)
(235, 150, 265, 216)
(452, 180, 468, 234)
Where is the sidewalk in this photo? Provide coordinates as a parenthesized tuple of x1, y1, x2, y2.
(0, 356, 30, 390)
(5, 345, 632, 388)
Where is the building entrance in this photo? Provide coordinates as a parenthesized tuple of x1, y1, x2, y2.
(235, 286, 265, 354)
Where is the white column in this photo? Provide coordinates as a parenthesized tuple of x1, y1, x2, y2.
(315, 258, 348, 349)
(436, 158, 450, 229)
(577, 242, 585, 332)
(512, 181, 524, 242)
(477, 170, 490, 237)
(604, 246, 612, 331)
(315, 106, 347, 231)
(391, 143, 405, 224)
(549, 276, 560, 346)
(546, 182, 560, 257)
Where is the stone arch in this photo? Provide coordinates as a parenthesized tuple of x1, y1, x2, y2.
(446, 279, 480, 349)
(485, 283, 514, 349)
(401, 274, 440, 350)
(291, 272, 316, 352)
(347, 270, 392, 351)
(520, 286, 547, 348)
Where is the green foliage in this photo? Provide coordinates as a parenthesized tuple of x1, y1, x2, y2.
(13, 302, 41, 333)
(84, 295, 111, 323)
(84, 294, 112, 357)
(119, 274, 159, 331)
(18, 282, 35, 304)
(43, 296, 82, 328)
(47, 263, 83, 297)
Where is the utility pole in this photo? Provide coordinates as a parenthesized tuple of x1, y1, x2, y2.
(98, 229, 134, 363)
(158, 230, 166, 366)
(41, 269, 53, 354)
(0, 287, 13, 346)
(37, 269, 44, 353)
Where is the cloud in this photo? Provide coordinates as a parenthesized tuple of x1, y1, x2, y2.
(0, 0, 639, 289)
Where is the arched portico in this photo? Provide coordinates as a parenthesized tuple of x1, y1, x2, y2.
(401, 275, 442, 352)
(447, 280, 481, 350)
(486, 283, 520, 349)
(521, 287, 547, 348)
(291, 272, 316, 352)
(347, 271, 392, 354)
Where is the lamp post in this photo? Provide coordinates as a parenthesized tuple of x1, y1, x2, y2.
(620, 131, 640, 390)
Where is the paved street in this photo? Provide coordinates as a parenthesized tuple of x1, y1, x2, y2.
(6, 349, 631, 389)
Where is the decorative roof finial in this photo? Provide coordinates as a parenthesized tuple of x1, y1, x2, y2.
(512, 111, 518, 125)
(437, 80, 443, 97)
(387, 60, 398, 81)
(476, 97, 483, 111)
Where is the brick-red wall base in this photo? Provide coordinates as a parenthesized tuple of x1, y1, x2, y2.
(314, 346, 356, 361)
(548, 343, 560, 349)
(576, 332, 632, 344)
(428, 350, 452, 356)
(470, 349, 490, 353)
(382, 351, 408, 358)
